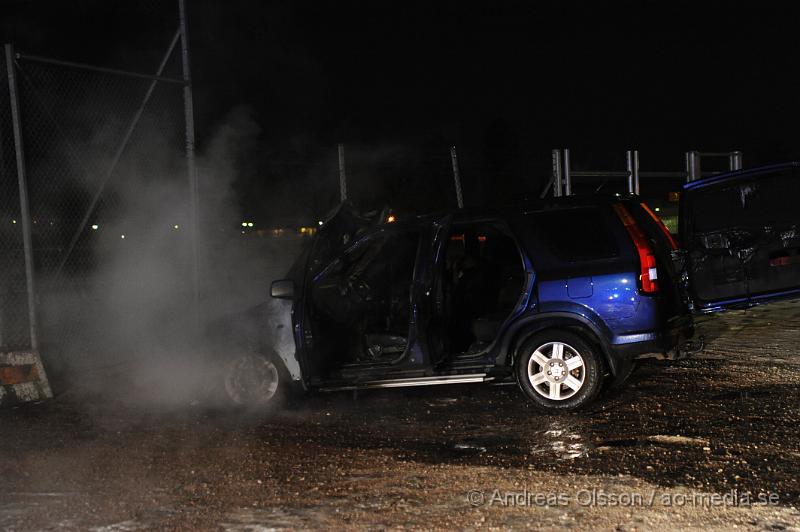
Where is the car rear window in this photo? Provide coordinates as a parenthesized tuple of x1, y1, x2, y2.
(527, 207, 619, 262)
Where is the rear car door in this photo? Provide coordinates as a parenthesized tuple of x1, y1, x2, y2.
(680, 163, 800, 312)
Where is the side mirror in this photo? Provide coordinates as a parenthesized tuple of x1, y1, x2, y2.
(270, 279, 295, 299)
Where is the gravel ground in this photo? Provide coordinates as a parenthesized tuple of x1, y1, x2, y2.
(2, 301, 800, 530)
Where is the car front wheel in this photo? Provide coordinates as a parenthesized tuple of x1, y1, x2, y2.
(515, 330, 603, 411)
(223, 351, 285, 410)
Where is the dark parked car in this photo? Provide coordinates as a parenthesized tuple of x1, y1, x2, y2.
(218, 163, 800, 412)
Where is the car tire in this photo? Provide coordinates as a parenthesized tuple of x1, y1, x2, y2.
(515, 330, 603, 412)
(222, 350, 287, 411)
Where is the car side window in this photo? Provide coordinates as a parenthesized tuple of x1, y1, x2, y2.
(527, 208, 619, 262)
(347, 231, 419, 285)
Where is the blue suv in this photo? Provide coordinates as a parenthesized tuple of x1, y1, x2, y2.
(219, 163, 800, 412)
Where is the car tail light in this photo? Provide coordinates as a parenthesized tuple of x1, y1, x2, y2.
(639, 202, 678, 250)
(613, 203, 659, 294)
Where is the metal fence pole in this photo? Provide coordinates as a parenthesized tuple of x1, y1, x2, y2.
(0, 94, 5, 349)
(337, 143, 347, 202)
(179, 0, 200, 318)
(552, 149, 563, 197)
(685, 151, 690, 181)
(450, 145, 464, 209)
(5, 43, 38, 350)
(626, 150, 634, 194)
(16, 53, 185, 85)
(632, 149, 640, 195)
(686, 151, 700, 181)
(730, 150, 743, 171)
(563, 148, 572, 196)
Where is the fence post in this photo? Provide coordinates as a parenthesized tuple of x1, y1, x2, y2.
(730, 151, 743, 171)
(178, 0, 200, 321)
(686, 150, 700, 182)
(551, 149, 563, 197)
(337, 143, 347, 202)
(626, 149, 640, 195)
(626, 150, 633, 194)
(5, 43, 38, 350)
(450, 145, 464, 209)
(563, 148, 572, 196)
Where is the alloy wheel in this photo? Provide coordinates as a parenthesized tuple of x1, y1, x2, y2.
(526, 341, 586, 401)
(224, 354, 280, 406)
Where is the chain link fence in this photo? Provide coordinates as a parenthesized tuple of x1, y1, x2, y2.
(19, 51, 191, 361)
(0, 8, 195, 373)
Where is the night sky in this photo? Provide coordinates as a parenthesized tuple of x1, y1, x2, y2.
(2, 0, 799, 220)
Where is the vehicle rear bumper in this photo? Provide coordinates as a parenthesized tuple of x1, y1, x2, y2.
(608, 314, 695, 362)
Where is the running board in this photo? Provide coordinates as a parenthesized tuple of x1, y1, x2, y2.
(319, 373, 493, 392)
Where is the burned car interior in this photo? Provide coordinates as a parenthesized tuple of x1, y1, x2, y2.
(684, 166, 800, 307)
(436, 222, 525, 360)
(310, 229, 421, 372)
(305, 215, 526, 378)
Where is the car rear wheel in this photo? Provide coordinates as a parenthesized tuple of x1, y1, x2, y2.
(223, 351, 285, 410)
(515, 330, 603, 411)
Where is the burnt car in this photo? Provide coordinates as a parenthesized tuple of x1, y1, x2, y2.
(218, 163, 800, 412)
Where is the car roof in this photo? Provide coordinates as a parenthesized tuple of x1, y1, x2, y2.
(683, 162, 800, 191)
(388, 194, 625, 226)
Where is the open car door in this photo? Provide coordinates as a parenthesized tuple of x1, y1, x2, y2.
(289, 202, 384, 380)
(680, 163, 800, 312)
(304, 202, 387, 279)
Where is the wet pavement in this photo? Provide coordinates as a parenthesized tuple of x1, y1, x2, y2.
(2, 301, 800, 530)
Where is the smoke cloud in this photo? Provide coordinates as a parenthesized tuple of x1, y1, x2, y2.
(35, 98, 457, 411)
(40, 104, 302, 409)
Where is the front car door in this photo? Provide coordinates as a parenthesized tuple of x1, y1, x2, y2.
(292, 203, 378, 382)
(300, 219, 429, 382)
(680, 162, 800, 312)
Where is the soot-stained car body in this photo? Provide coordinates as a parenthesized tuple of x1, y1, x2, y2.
(222, 163, 800, 412)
